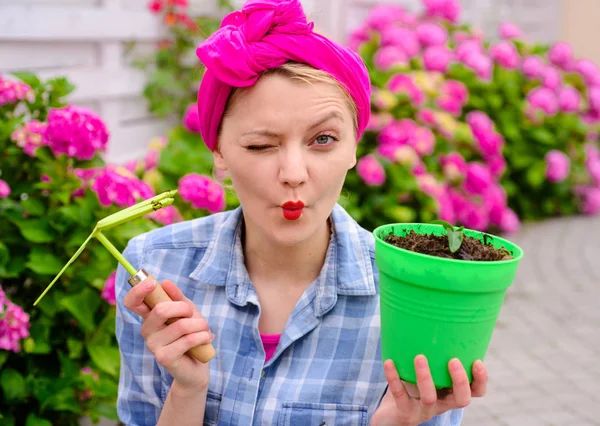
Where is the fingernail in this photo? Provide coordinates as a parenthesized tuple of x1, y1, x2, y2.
(210, 332, 215, 341)
(474, 360, 484, 373)
(415, 355, 427, 368)
(450, 358, 462, 372)
(144, 279, 156, 290)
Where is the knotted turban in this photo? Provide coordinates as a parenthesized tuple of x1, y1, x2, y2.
(195, 0, 371, 151)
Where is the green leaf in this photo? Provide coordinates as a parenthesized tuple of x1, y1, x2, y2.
(26, 247, 64, 276)
(12, 71, 42, 90)
(60, 287, 101, 332)
(22, 197, 46, 216)
(0, 414, 15, 426)
(87, 344, 121, 377)
(1, 368, 27, 402)
(530, 128, 555, 145)
(448, 230, 464, 253)
(67, 338, 84, 359)
(430, 219, 454, 231)
(526, 162, 547, 189)
(0, 351, 9, 369)
(15, 219, 55, 243)
(25, 414, 53, 426)
(0, 242, 9, 267)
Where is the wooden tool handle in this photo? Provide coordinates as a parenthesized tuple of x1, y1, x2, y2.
(129, 270, 216, 363)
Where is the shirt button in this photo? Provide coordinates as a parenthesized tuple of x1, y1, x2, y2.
(261, 370, 265, 377)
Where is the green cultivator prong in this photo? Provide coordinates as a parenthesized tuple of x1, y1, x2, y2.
(33, 189, 178, 306)
(33, 187, 216, 364)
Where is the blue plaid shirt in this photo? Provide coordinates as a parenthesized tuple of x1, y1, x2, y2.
(115, 203, 463, 425)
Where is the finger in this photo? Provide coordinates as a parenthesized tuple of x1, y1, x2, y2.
(383, 359, 414, 415)
(161, 280, 203, 318)
(146, 317, 211, 354)
(414, 355, 437, 419)
(154, 329, 215, 369)
(470, 360, 488, 397)
(448, 358, 471, 408)
(140, 301, 194, 340)
(123, 277, 156, 318)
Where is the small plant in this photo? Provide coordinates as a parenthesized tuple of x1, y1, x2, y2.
(430, 219, 464, 253)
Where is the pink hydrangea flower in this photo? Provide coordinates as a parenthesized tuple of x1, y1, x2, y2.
(486, 155, 507, 179)
(91, 166, 155, 207)
(11, 120, 48, 157)
(387, 75, 424, 107)
(548, 42, 573, 69)
(0, 76, 34, 106)
(459, 201, 489, 231)
(522, 55, 545, 79)
(0, 285, 30, 353)
(585, 143, 600, 186)
(588, 87, 600, 112)
(499, 22, 523, 40)
(545, 150, 570, 183)
(347, 23, 371, 51)
(410, 127, 436, 156)
(0, 179, 10, 198)
(490, 41, 520, 69)
(499, 208, 520, 234)
(417, 174, 443, 198)
(178, 173, 226, 212)
(466, 111, 494, 137)
(183, 103, 201, 134)
(416, 108, 438, 127)
(380, 27, 420, 58)
(365, 5, 407, 31)
(357, 155, 386, 186)
(527, 87, 559, 116)
(366, 112, 394, 132)
(148, 205, 184, 226)
(557, 86, 581, 113)
(463, 162, 493, 195)
(435, 189, 456, 223)
(441, 152, 467, 182)
(374, 46, 408, 70)
(101, 271, 116, 306)
(416, 22, 448, 47)
(575, 59, 600, 86)
(394, 145, 419, 167)
(378, 119, 417, 148)
(423, 45, 453, 73)
(575, 186, 600, 215)
(541, 66, 562, 90)
(462, 52, 493, 80)
(422, 0, 460, 23)
(437, 80, 468, 115)
(45, 105, 109, 160)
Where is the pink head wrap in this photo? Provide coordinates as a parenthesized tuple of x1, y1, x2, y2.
(195, 0, 371, 151)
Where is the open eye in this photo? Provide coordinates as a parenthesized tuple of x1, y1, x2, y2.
(313, 134, 338, 146)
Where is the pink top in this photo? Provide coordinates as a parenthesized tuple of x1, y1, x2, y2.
(260, 333, 281, 362)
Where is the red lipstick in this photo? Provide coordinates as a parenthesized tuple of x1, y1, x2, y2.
(281, 201, 304, 220)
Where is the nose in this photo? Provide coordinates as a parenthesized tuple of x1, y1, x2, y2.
(278, 145, 308, 188)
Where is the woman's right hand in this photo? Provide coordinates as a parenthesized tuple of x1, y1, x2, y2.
(123, 277, 213, 391)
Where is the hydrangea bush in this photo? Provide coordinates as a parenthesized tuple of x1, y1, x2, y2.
(340, 0, 600, 233)
(0, 71, 230, 425)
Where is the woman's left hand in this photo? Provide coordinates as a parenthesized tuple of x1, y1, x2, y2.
(370, 355, 488, 426)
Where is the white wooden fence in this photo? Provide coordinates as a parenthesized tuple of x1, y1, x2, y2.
(0, 0, 561, 164)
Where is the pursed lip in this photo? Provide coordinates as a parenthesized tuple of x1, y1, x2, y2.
(281, 201, 305, 209)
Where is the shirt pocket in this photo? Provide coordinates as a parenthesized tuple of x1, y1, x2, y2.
(278, 401, 368, 426)
(203, 390, 222, 426)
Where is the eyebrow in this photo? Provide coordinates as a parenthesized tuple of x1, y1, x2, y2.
(241, 111, 345, 138)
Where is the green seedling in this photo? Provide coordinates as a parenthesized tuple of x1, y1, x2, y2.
(430, 219, 465, 253)
(33, 189, 178, 306)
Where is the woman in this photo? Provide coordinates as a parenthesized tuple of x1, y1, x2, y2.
(115, 1, 488, 425)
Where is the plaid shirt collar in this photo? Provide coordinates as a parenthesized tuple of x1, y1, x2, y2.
(189, 203, 376, 314)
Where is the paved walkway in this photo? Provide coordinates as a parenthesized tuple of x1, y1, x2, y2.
(462, 214, 600, 426)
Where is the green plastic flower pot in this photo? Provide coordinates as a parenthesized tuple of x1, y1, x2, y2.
(373, 223, 524, 388)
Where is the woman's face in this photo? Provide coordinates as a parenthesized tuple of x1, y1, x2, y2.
(214, 73, 357, 247)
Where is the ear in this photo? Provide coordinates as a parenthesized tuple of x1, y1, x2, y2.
(348, 144, 358, 170)
(212, 146, 228, 172)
